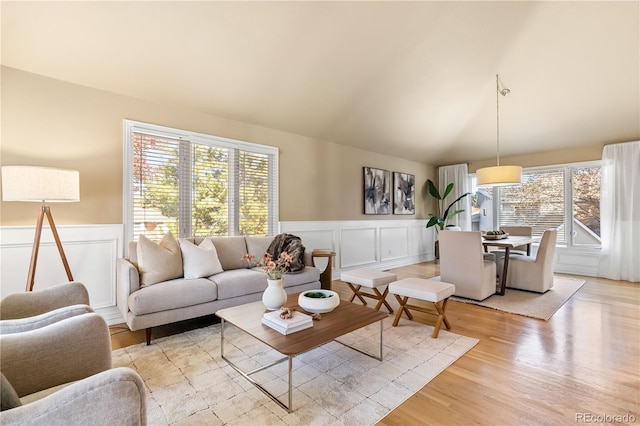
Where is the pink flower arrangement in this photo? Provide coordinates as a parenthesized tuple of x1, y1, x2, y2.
(242, 252, 293, 280)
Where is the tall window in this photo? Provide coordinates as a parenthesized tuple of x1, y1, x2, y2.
(471, 162, 601, 247)
(499, 169, 567, 243)
(124, 120, 278, 242)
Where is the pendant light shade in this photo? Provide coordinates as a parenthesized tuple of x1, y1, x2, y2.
(476, 165, 522, 187)
(476, 75, 522, 187)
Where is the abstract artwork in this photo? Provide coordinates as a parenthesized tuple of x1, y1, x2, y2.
(363, 167, 390, 214)
(393, 172, 415, 215)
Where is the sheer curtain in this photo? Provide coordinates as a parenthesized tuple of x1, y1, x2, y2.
(439, 164, 472, 231)
(598, 141, 640, 282)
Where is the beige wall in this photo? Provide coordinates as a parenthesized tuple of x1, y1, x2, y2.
(1, 67, 434, 226)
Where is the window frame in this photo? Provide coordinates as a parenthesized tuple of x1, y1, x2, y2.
(123, 120, 279, 245)
(472, 160, 601, 249)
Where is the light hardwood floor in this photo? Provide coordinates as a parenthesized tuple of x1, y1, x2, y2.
(110, 262, 640, 425)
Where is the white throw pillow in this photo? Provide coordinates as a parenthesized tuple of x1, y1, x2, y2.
(137, 232, 183, 286)
(179, 238, 224, 279)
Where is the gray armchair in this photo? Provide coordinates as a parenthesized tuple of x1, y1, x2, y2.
(0, 283, 147, 425)
(0, 281, 89, 320)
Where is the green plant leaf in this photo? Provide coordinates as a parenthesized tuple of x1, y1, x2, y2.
(427, 179, 441, 200)
(442, 192, 472, 221)
(442, 183, 454, 200)
(426, 216, 440, 228)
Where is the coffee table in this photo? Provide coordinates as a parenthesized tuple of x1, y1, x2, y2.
(215, 293, 388, 412)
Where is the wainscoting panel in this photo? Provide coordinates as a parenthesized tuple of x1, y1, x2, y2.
(555, 247, 600, 277)
(380, 227, 409, 262)
(340, 227, 378, 268)
(281, 219, 434, 277)
(0, 225, 124, 325)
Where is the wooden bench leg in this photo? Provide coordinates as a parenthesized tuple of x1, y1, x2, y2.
(431, 298, 451, 338)
(346, 283, 368, 306)
(392, 295, 413, 326)
(373, 287, 394, 314)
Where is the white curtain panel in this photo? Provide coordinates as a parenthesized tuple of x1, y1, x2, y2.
(598, 141, 640, 282)
(438, 163, 472, 231)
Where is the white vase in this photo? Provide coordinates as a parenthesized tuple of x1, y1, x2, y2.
(263, 278, 287, 310)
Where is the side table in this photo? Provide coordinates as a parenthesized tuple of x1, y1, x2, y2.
(311, 249, 336, 290)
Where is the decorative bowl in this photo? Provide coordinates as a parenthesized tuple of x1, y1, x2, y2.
(298, 290, 340, 314)
(483, 232, 509, 240)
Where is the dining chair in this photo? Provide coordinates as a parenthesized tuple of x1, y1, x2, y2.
(500, 229, 558, 293)
(490, 225, 533, 265)
(500, 225, 533, 253)
(439, 230, 496, 301)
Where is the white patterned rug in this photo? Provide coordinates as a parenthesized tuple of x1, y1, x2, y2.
(112, 316, 478, 425)
(452, 276, 585, 320)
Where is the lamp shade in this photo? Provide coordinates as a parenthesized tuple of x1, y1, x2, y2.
(476, 165, 522, 187)
(1, 166, 80, 202)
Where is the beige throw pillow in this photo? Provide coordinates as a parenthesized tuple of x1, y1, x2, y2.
(179, 238, 224, 279)
(137, 232, 183, 286)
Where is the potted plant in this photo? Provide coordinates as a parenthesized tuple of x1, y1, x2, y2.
(425, 179, 471, 257)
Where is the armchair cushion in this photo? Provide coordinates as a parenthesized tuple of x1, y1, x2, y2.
(1, 368, 146, 426)
(1, 313, 112, 397)
(0, 304, 93, 335)
(1, 373, 21, 411)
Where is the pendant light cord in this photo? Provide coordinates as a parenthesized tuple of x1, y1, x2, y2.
(496, 74, 510, 167)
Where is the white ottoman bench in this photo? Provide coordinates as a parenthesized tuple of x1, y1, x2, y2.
(340, 269, 397, 313)
(389, 278, 455, 338)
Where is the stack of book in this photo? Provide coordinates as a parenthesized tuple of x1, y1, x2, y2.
(261, 310, 313, 335)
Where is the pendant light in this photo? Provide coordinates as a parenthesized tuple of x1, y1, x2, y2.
(476, 74, 522, 187)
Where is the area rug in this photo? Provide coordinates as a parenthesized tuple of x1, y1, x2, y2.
(112, 316, 478, 425)
(452, 276, 585, 320)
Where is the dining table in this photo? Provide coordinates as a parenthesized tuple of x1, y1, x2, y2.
(482, 235, 538, 295)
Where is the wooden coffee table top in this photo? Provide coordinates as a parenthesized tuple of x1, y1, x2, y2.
(216, 293, 388, 356)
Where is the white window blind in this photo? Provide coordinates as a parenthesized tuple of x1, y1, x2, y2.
(124, 120, 278, 243)
(498, 169, 566, 243)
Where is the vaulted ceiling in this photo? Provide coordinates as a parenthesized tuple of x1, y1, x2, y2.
(2, 1, 638, 165)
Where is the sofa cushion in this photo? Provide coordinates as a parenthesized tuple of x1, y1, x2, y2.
(137, 232, 183, 287)
(209, 269, 266, 300)
(282, 266, 321, 287)
(179, 238, 223, 279)
(211, 237, 248, 270)
(128, 278, 217, 315)
(245, 236, 274, 260)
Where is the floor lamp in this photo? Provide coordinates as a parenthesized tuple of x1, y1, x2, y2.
(1, 166, 80, 291)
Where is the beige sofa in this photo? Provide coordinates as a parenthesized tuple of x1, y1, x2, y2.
(117, 235, 322, 344)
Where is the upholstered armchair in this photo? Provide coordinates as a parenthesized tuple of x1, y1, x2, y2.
(0, 281, 89, 320)
(500, 229, 558, 293)
(0, 284, 147, 425)
(439, 230, 497, 301)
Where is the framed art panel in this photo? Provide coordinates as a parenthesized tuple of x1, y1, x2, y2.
(393, 172, 415, 215)
(363, 167, 390, 215)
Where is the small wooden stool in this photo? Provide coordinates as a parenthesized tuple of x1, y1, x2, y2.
(389, 278, 455, 338)
(341, 269, 396, 313)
